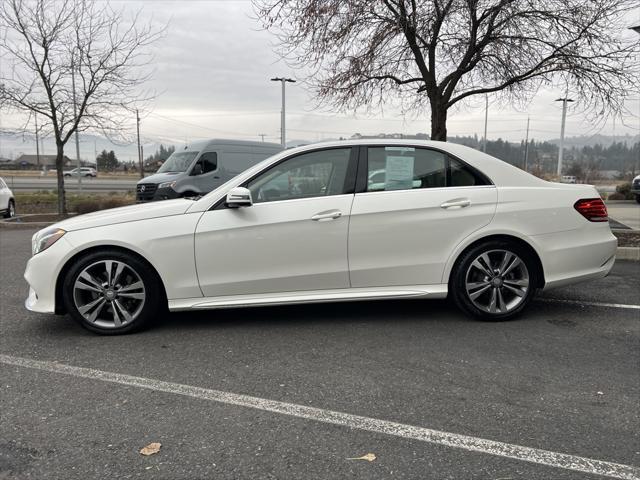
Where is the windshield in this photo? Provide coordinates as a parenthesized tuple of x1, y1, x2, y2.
(156, 151, 199, 173)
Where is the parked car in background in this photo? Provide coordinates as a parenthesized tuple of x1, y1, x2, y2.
(136, 139, 282, 202)
(560, 175, 577, 184)
(25, 140, 617, 334)
(0, 177, 16, 218)
(632, 174, 640, 204)
(64, 167, 97, 178)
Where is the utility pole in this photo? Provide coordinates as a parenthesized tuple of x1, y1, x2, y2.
(555, 94, 574, 177)
(523, 116, 530, 172)
(136, 109, 143, 179)
(270, 77, 296, 147)
(259, 133, 266, 142)
(482, 94, 488, 152)
(34, 112, 40, 168)
(71, 57, 82, 191)
(94, 140, 98, 173)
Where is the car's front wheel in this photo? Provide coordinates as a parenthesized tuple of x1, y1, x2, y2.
(450, 240, 538, 321)
(3, 200, 15, 218)
(62, 250, 164, 334)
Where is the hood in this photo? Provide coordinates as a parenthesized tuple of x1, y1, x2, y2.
(138, 171, 183, 185)
(53, 199, 193, 232)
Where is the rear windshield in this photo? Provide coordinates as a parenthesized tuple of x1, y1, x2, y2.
(157, 151, 199, 173)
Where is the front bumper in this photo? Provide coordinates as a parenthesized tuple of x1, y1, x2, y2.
(24, 236, 74, 314)
(136, 185, 180, 203)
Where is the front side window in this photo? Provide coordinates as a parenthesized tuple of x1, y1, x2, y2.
(366, 147, 489, 191)
(247, 148, 352, 203)
(196, 152, 217, 174)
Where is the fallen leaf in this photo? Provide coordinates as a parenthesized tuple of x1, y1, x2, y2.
(140, 442, 161, 456)
(347, 453, 376, 462)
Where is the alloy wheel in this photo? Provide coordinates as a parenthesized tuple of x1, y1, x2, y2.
(73, 260, 146, 328)
(465, 249, 529, 314)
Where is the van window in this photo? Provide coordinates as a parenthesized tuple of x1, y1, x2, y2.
(157, 151, 199, 173)
(198, 152, 217, 173)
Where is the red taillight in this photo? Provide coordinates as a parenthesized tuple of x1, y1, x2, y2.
(574, 198, 608, 222)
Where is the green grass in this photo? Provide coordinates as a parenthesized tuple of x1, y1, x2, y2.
(15, 192, 135, 214)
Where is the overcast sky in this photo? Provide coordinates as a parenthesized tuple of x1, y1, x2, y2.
(2, 0, 640, 151)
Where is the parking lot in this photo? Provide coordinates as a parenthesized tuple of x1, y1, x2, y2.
(1, 227, 639, 479)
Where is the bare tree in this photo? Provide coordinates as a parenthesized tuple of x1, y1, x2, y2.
(0, 0, 163, 214)
(255, 0, 640, 141)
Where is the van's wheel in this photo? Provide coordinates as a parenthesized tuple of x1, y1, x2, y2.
(62, 250, 164, 335)
(450, 240, 538, 321)
(3, 200, 15, 218)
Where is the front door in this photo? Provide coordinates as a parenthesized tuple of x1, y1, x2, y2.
(348, 145, 498, 287)
(194, 147, 357, 297)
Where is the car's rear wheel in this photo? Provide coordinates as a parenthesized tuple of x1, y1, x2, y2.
(450, 240, 538, 321)
(3, 200, 15, 218)
(62, 250, 163, 334)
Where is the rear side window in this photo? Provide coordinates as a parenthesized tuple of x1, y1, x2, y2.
(449, 157, 488, 186)
(366, 147, 489, 191)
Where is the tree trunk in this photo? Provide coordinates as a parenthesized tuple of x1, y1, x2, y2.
(55, 142, 68, 216)
(430, 101, 448, 141)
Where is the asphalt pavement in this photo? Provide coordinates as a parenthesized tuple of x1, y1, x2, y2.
(1, 227, 639, 480)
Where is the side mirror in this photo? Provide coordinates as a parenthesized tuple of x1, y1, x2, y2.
(226, 187, 253, 208)
(192, 163, 203, 176)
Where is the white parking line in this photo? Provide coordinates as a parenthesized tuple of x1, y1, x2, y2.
(539, 298, 640, 311)
(2, 355, 638, 479)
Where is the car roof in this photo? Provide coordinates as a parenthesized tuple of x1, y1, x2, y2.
(182, 138, 283, 151)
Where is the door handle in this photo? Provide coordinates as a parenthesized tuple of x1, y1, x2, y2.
(440, 199, 471, 209)
(311, 210, 342, 221)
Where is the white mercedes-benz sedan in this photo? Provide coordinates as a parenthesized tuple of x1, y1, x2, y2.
(25, 140, 617, 334)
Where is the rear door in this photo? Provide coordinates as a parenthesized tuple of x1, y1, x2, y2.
(348, 145, 497, 287)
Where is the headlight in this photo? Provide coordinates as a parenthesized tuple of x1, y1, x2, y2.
(158, 181, 176, 189)
(32, 228, 66, 256)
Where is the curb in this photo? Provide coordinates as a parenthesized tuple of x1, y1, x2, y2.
(616, 247, 640, 261)
(0, 221, 53, 230)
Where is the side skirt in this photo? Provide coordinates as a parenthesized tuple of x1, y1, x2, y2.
(168, 284, 449, 311)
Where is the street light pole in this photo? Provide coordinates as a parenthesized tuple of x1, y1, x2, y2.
(271, 77, 296, 147)
(523, 116, 530, 172)
(555, 94, 574, 177)
(482, 94, 488, 152)
(71, 57, 82, 191)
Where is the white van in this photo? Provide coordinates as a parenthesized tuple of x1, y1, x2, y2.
(136, 139, 282, 202)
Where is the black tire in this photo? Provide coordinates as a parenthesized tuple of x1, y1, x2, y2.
(3, 200, 15, 218)
(449, 239, 539, 321)
(62, 249, 165, 335)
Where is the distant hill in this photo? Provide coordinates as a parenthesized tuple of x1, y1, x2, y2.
(546, 133, 640, 148)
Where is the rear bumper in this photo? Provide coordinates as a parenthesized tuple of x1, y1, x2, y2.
(536, 226, 617, 290)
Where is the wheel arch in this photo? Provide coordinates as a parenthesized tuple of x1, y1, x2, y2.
(444, 233, 545, 289)
(54, 244, 168, 314)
